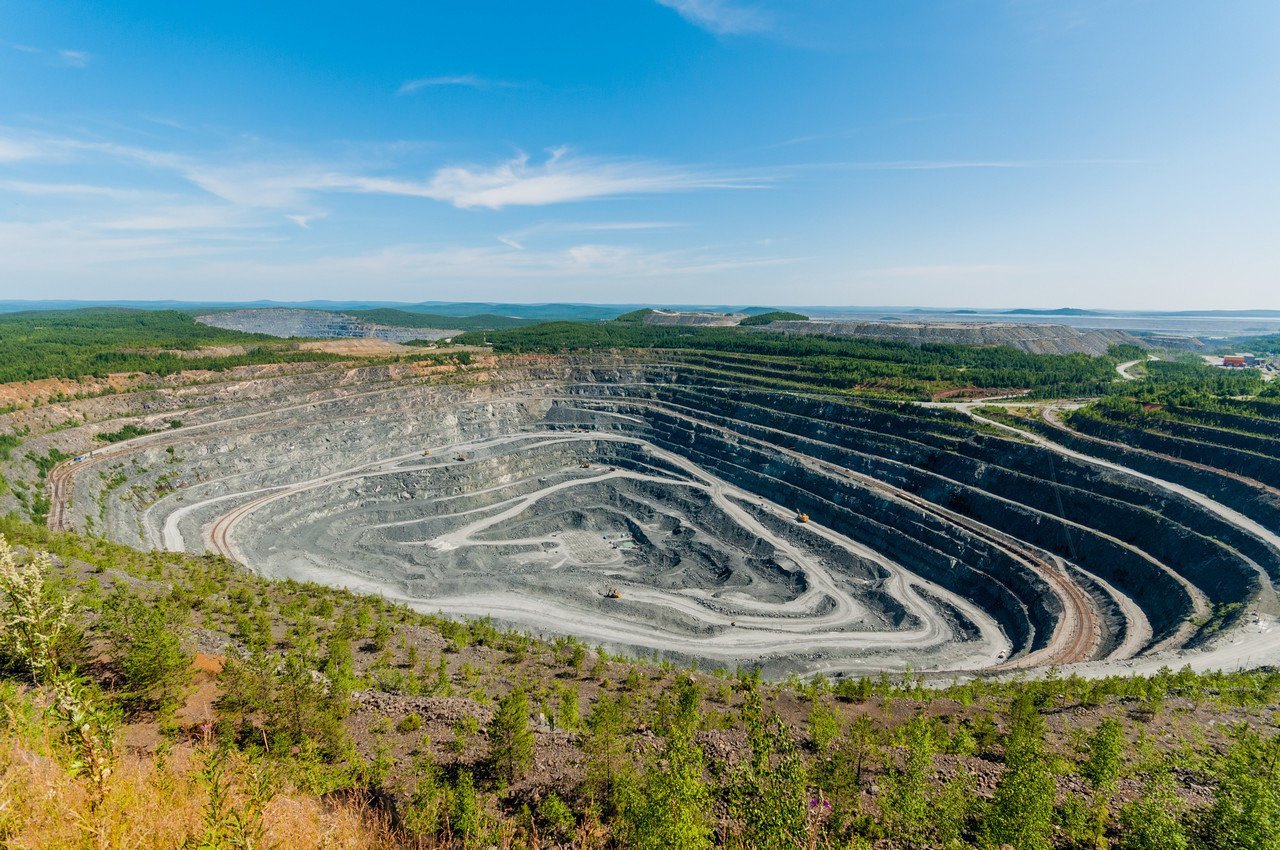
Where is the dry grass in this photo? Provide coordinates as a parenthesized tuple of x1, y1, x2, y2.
(0, 720, 402, 850)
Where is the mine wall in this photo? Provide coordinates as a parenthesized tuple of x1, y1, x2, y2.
(1165, 405, 1280, 439)
(632, 385, 1243, 625)
(633, 406, 1049, 656)
(1021, 417, 1280, 537)
(56, 360, 1278, 673)
(1129, 416, 1280, 460)
(1068, 415, 1280, 490)
(623, 391, 1198, 646)
(937, 436, 1280, 587)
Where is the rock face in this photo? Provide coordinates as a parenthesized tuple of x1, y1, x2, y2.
(196, 308, 459, 342)
(50, 357, 1274, 679)
(643, 310, 746, 327)
(760, 320, 1149, 355)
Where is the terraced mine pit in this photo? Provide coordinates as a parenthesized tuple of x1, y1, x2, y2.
(52, 360, 1280, 677)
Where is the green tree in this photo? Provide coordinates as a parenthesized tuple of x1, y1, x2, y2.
(1204, 729, 1280, 850)
(878, 714, 970, 845)
(618, 720, 713, 850)
(806, 698, 841, 752)
(553, 681, 581, 732)
(982, 696, 1057, 850)
(487, 687, 534, 785)
(583, 693, 633, 814)
(726, 690, 810, 850)
(100, 586, 191, 712)
(451, 769, 484, 845)
(1083, 718, 1125, 790)
(1118, 771, 1188, 850)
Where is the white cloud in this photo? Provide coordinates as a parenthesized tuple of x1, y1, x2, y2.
(0, 129, 755, 212)
(397, 74, 516, 95)
(496, 220, 683, 249)
(329, 149, 762, 209)
(95, 204, 257, 231)
(285, 213, 324, 229)
(0, 126, 778, 296)
(0, 138, 47, 163)
(58, 49, 90, 68)
(655, 0, 771, 34)
(0, 180, 160, 200)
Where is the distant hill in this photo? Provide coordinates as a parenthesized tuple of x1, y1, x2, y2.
(347, 308, 534, 331)
(1002, 308, 1102, 316)
(738, 310, 809, 326)
(397, 302, 634, 321)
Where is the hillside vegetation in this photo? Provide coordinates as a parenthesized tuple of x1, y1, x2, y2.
(0, 309, 350, 383)
(348, 309, 537, 331)
(738, 311, 809, 326)
(457, 323, 1143, 399)
(1, 515, 1279, 849)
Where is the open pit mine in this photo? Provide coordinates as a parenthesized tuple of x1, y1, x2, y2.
(45, 357, 1280, 678)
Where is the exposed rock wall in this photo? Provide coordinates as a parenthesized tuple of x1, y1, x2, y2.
(196, 308, 459, 342)
(42, 358, 1276, 676)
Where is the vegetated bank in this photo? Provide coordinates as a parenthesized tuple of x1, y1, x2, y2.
(2, 517, 1279, 849)
(0, 308, 355, 384)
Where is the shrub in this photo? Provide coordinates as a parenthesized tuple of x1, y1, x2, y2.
(1204, 729, 1280, 850)
(0, 534, 77, 682)
(99, 587, 190, 712)
(396, 713, 423, 734)
(487, 687, 534, 785)
(1118, 771, 1189, 850)
(537, 792, 576, 839)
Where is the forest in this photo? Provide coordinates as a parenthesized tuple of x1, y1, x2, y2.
(0, 309, 360, 383)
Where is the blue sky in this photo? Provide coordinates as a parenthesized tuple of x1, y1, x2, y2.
(1, 0, 1277, 308)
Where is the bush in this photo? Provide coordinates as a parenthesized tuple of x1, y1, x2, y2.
(487, 687, 534, 785)
(396, 713, 423, 734)
(1118, 771, 1189, 850)
(1204, 729, 1280, 849)
(100, 587, 190, 712)
(537, 792, 576, 839)
(0, 534, 78, 681)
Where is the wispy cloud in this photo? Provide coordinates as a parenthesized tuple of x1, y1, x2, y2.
(0, 180, 160, 200)
(497, 220, 684, 249)
(95, 204, 258, 232)
(397, 74, 518, 95)
(57, 49, 91, 68)
(804, 158, 1141, 172)
(0, 138, 48, 163)
(656, 0, 772, 34)
(285, 213, 325, 229)
(0, 128, 761, 213)
(325, 148, 763, 209)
